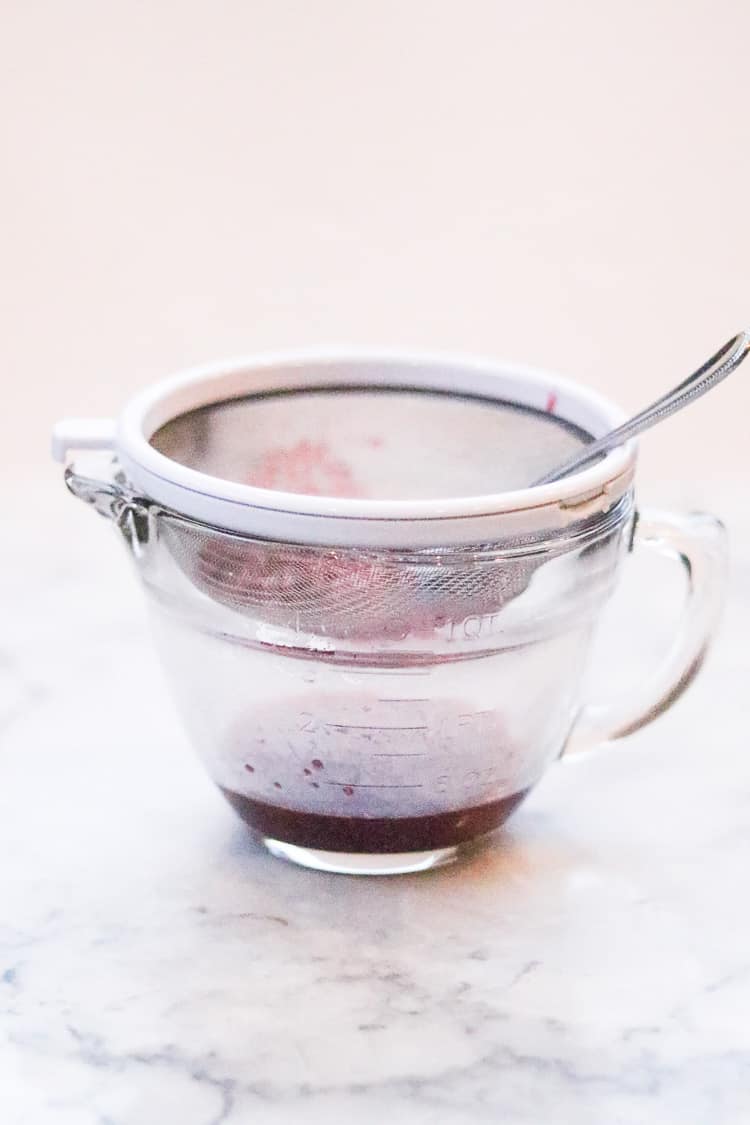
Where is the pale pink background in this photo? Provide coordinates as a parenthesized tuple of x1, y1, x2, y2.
(2, 0, 748, 492)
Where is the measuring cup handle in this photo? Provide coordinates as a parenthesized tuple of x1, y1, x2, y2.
(563, 509, 728, 756)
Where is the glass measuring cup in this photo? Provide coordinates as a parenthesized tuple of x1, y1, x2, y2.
(53, 352, 727, 874)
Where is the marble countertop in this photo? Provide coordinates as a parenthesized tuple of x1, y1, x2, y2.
(2, 479, 749, 1125)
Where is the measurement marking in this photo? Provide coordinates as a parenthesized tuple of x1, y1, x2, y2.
(372, 752, 427, 758)
(325, 782, 424, 790)
(325, 723, 428, 732)
(377, 698, 430, 704)
(347, 670, 431, 677)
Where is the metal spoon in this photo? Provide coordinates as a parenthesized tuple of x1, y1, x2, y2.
(534, 329, 750, 486)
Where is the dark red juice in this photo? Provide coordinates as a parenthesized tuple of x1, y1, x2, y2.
(220, 787, 529, 852)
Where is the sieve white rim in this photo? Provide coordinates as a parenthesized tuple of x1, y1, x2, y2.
(62, 350, 638, 547)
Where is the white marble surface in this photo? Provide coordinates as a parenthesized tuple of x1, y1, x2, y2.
(2, 477, 750, 1124)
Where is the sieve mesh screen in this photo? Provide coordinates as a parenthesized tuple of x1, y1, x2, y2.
(150, 387, 590, 501)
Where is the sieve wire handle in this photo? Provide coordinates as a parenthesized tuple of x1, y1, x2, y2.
(563, 509, 728, 755)
(535, 330, 750, 486)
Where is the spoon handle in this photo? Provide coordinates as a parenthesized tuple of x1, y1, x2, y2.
(534, 329, 750, 486)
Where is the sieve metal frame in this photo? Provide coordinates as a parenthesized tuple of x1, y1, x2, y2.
(53, 350, 637, 548)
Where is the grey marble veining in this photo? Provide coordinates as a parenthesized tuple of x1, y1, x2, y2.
(1, 477, 749, 1124)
